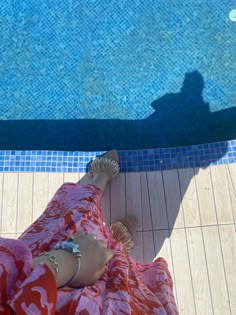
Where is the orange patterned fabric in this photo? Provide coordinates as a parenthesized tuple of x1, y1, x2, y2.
(0, 183, 178, 314)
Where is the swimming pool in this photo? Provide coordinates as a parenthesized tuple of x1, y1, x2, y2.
(0, 1, 235, 170)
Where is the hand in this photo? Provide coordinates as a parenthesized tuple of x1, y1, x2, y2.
(69, 231, 113, 288)
(33, 232, 113, 289)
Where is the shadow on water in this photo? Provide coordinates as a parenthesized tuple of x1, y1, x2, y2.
(0, 71, 235, 152)
(0, 70, 234, 257)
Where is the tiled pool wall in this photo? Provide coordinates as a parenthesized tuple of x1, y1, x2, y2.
(0, 140, 235, 173)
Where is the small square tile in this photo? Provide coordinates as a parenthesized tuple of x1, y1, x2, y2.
(0, 140, 235, 173)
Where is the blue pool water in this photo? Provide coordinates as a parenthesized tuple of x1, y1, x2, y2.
(0, 1, 236, 150)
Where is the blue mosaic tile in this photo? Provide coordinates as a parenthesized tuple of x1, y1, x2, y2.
(0, 140, 235, 173)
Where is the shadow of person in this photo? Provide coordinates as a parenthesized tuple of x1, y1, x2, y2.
(139, 71, 230, 258)
(145, 70, 211, 147)
(0, 70, 235, 152)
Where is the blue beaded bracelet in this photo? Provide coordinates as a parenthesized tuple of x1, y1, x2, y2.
(54, 238, 81, 258)
(53, 237, 81, 286)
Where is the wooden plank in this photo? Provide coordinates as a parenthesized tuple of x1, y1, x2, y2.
(163, 170, 184, 229)
(227, 164, 236, 222)
(179, 168, 201, 227)
(153, 229, 177, 307)
(1, 173, 18, 233)
(219, 225, 236, 314)
(48, 173, 64, 201)
(17, 173, 33, 234)
(63, 172, 79, 183)
(0, 233, 19, 239)
(32, 173, 49, 221)
(210, 165, 234, 224)
(202, 226, 231, 315)
(194, 167, 217, 225)
(153, 230, 172, 267)
(15, 233, 21, 239)
(78, 172, 93, 185)
(140, 172, 152, 231)
(130, 231, 143, 263)
(186, 227, 214, 315)
(146, 171, 168, 230)
(126, 173, 142, 231)
(170, 228, 196, 314)
(110, 173, 126, 224)
(143, 231, 155, 262)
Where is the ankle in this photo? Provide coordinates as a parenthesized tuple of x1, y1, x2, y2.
(93, 172, 109, 181)
(89, 157, 119, 182)
(91, 172, 109, 193)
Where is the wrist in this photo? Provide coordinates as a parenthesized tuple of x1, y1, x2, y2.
(34, 250, 78, 288)
(52, 250, 79, 288)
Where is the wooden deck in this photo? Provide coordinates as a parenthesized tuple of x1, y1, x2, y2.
(0, 163, 236, 314)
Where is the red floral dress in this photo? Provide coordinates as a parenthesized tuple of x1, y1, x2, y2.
(0, 183, 178, 314)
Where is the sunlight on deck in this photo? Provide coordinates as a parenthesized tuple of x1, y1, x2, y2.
(0, 164, 235, 314)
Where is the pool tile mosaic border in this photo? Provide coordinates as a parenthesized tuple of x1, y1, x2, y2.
(0, 140, 235, 173)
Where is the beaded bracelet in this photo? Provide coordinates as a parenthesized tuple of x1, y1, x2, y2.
(53, 236, 81, 286)
(53, 237, 81, 258)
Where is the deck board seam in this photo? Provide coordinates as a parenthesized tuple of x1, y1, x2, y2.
(194, 167, 215, 314)
(161, 169, 179, 308)
(210, 166, 232, 315)
(177, 169, 197, 315)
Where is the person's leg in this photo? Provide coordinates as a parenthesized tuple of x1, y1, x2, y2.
(18, 151, 119, 255)
(78, 171, 109, 193)
(78, 173, 94, 186)
(90, 172, 109, 194)
(75, 150, 137, 253)
(77, 150, 119, 194)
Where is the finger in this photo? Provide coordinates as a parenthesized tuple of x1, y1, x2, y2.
(104, 248, 113, 262)
(94, 266, 107, 282)
(97, 240, 106, 248)
(87, 234, 97, 240)
(100, 266, 107, 276)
